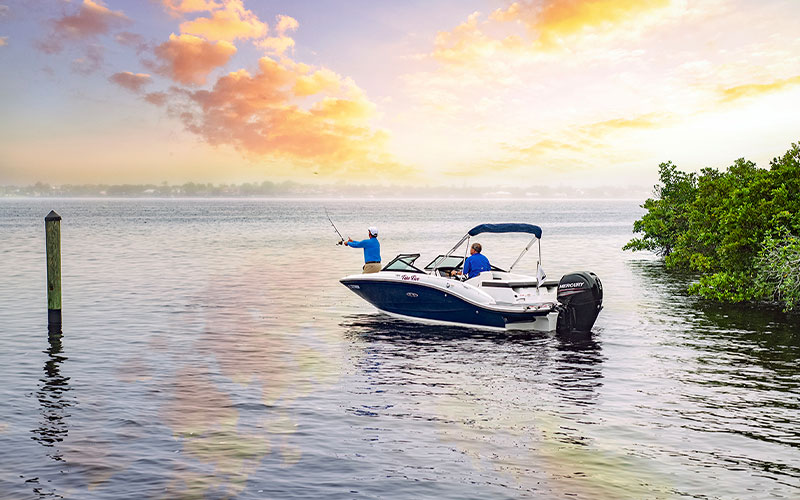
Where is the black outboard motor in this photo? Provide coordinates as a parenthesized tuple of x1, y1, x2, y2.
(556, 271, 603, 333)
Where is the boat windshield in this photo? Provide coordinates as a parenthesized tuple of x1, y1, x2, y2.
(425, 254, 506, 273)
(382, 253, 426, 273)
(424, 255, 464, 271)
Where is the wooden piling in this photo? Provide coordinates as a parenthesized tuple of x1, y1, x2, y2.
(45, 210, 62, 333)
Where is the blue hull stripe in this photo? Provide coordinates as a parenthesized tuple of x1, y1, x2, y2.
(342, 279, 547, 329)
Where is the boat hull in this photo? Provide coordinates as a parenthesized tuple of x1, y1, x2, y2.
(341, 276, 556, 331)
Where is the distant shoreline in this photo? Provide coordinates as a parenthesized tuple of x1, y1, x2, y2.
(0, 195, 645, 202)
(0, 183, 651, 200)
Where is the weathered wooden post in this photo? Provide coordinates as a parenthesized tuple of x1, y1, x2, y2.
(45, 210, 62, 334)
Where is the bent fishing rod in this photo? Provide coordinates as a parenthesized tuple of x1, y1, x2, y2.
(324, 208, 346, 245)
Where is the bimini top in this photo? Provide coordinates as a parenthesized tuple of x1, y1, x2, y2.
(467, 223, 543, 239)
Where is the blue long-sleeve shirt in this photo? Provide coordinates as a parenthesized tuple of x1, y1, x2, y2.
(463, 253, 491, 279)
(347, 237, 381, 263)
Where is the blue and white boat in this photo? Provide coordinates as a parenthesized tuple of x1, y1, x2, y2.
(341, 223, 603, 332)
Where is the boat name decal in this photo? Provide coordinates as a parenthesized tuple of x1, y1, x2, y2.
(559, 282, 585, 289)
(401, 274, 420, 281)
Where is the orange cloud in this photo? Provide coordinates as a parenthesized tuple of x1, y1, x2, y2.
(275, 14, 299, 35)
(163, 0, 222, 15)
(294, 67, 341, 97)
(153, 33, 236, 85)
(37, 0, 128, 53)
(433, 0, 676, 65)
(257, 35, 294, 56)
(179, 0, 266, 42)
(513, 119, 657, 159)
(500, 0, 672, 46)
(156, 56, 403, 176)
(433, 12, 528, 65)
(109, 71, 152, 93)
(0, 36, 6, 47)
(445, 112, 670, 175)
(719, 75, 800, 102)
(583, 114, 663, 136)
(256, 14, 299, 56)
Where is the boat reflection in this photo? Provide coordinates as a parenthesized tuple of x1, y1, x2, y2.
(341, 312, 604, 409)
(338, 314, 650, 497)
(550, 330, 604, 407)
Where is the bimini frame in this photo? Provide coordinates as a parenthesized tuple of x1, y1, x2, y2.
(435, 223, 544, 276)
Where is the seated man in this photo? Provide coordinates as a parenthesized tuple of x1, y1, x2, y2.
(451, 243, 491, 279)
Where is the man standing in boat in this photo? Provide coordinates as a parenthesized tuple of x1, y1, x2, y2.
(452, 243, 491, 279)
(346, 227, 381, 273)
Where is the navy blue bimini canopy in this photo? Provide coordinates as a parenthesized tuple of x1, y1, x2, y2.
(467, 223, 542, 239)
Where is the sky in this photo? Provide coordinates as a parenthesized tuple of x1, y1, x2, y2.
(0, 0, 799, 187)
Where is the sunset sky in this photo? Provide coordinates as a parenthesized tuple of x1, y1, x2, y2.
(1, 0, 799, 187)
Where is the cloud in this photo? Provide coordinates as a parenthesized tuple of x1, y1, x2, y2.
(144, 92, 168, 106)
(719, 75, 800, 103)
(71, 44, 104, 74)
(153, 56, 405, 176)
(0, 36, 6, 47)
(495, 0, 672, 46)
(37, 0, 128, 53)
(152, 33, 237, 85)
(162, 0, 222, 15)
(444, 112, 671, 176)
(109, 71, 152, 93)
(293, 67, 341, 97)
(257, 35, 295, 56)
(583, 114, 664, 136)
(256, 15, 299, 56)
(432, 0, 684, 67)
(115, 31, 147, 52)
(0, 5, 8, 17)
(179, 0, 266, 42)
(432, 11, 526, 66)
(275, 14, 299, 35)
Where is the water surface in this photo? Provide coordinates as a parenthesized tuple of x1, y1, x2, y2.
(0, 199, 797, 499)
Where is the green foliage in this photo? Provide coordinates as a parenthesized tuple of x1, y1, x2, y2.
(622, 162, 696, 256)
(625, 142, 800, 310)
(754, 232, 800, 311)
(687, 271, 760, 303)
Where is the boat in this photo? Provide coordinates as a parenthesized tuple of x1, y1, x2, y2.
(340, 223, 603, 332)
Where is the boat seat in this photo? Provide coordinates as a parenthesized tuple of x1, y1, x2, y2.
(464, 270, 493, 285)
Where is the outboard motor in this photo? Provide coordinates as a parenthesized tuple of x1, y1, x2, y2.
(556, 271, 603, 334)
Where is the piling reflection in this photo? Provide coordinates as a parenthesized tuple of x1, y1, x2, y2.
(26, 331, 73, 499)
(32, 332, 72, 462)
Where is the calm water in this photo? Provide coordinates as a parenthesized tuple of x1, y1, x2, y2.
(0, 198, 797, 499)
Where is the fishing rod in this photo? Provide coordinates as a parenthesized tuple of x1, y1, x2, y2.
(324, 208, 346, 245)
